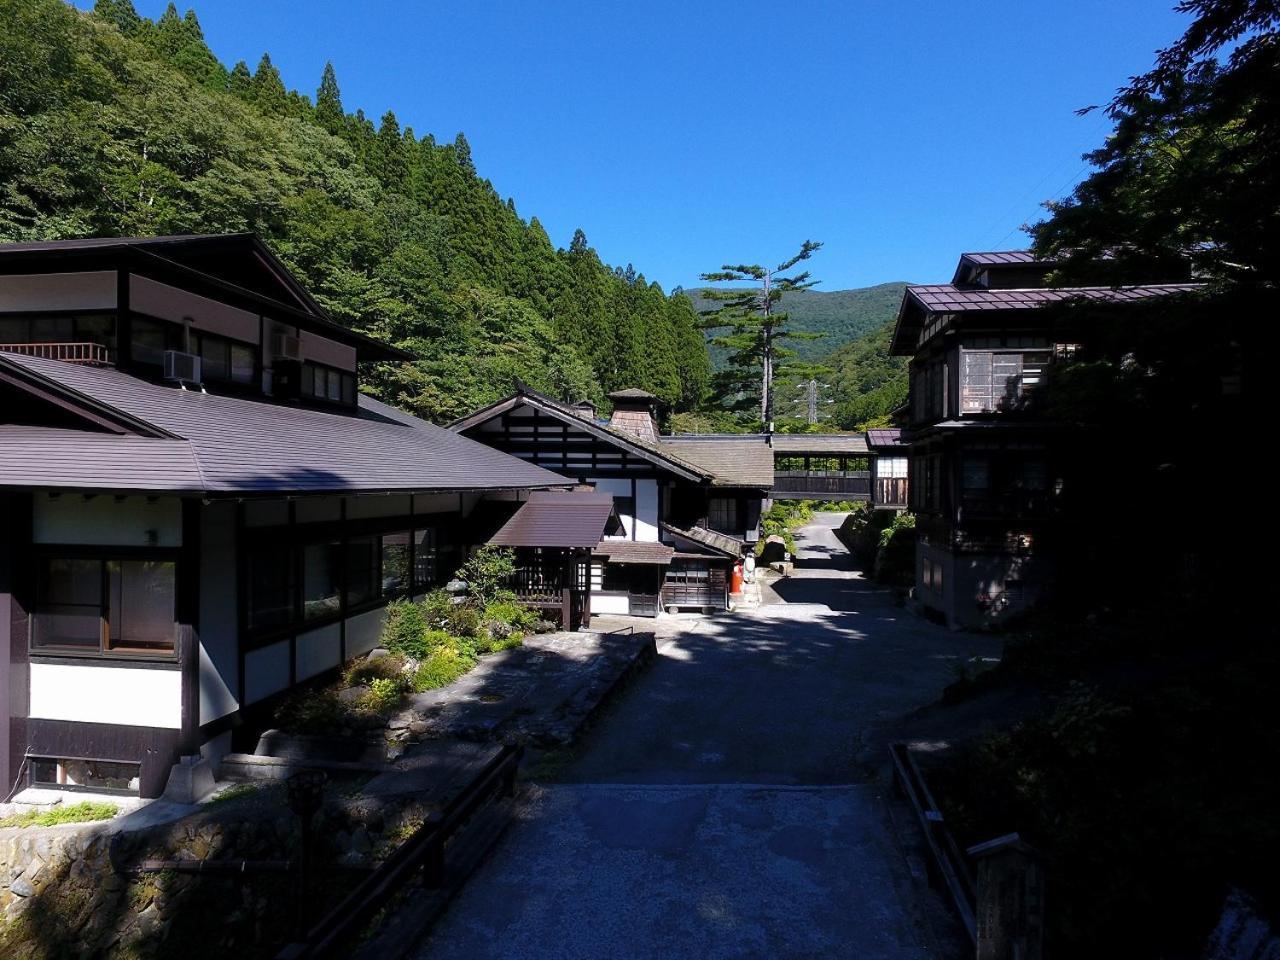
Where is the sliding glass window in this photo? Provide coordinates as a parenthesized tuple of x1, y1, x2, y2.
(33, 557, 176, 656)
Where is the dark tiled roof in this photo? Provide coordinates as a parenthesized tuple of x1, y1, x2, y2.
(768, 434, 870, 456)
(866, 428, 904, 449)
(607, 388, 658, 401)
(865, 428, 903, 449)
(488, 491, 619, 549)
(906, 283, 1201, 313)
(660, 522, 745, 559)
(659, 437, 774, 487)
(0, 425, 203, 492)
(957, 251, 1043, 267)
(592, 540, 676, 565)
(0, 354, 570, 495)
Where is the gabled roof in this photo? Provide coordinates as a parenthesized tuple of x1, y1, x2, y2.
(450, 386, 713, 484)
(0, 354, 570, 496)
(592, 540, 676, 565)
(890, 281, 1202, 355)
(659, 436, 774, 488)
(0, 234, 409, 362)
(660, 522, 746, 559)
(488, 491, 620, 549)
(768, 434, 869, 456)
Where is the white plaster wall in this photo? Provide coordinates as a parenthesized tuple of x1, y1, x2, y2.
(346, 607, 387, 658)
(633, 479, 659, 541)
(130, 274, 259, 344)
(295, 623, 342, 682)
(198, 501, 238, 725)
(244, 641, 290, 705)
(0, 271, 116, 312)
(299, 329, 356, 372)
(33, 494, 182, 547)
(29, 663, 181, 728)
(591, 593, 630, 615)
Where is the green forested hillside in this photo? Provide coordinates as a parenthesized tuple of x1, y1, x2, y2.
(685, 282, 907, 366)
(0, 0, 711, 421)
(825, 320, 908, 429)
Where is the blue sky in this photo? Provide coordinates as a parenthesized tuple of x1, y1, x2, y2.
(79, 1, 1191, 291)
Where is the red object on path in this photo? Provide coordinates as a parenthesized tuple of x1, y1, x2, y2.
(731, 562, 744, 595)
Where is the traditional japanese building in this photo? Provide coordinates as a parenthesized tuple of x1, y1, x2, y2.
(452, 387, 774, 616)
(0, 234, 583, 799)
(891, 250, 1200, 628)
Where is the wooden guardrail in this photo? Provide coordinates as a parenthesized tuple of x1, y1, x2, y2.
(0, 341, 112, 364)
(277, 743, 521, 960)
(889, 741, 977, 943)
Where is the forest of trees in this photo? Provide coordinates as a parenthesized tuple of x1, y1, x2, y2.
(0, 0, 712, 422)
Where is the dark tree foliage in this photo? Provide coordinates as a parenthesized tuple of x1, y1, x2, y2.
(699, 241, 823, 428)
(0, 0, 710, 422)
(1032, 0, 1280, 286)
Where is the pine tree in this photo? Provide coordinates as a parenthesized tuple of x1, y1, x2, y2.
(250, 53, 287, 113)
(700, 240, 823, 428)
(453, 132, 475, 175)
(315, 61, 343, 133)
(569, 228, 589, 255)
(92, 0, 142, 35)
(373, 110, 407, 188)
(228, 60, 252, 99)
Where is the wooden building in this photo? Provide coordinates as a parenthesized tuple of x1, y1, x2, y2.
(0, 234, 580, 799)
(891, 250, 1200, 628)
(452, 387, 774, 615)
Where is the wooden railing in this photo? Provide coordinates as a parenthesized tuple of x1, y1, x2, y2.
(874, 477, 909, 507)
(277, 744, 521, 960)
(0, 341, 112, 364)
(504, 564, 565, 603)
(773, 470, 871, 499)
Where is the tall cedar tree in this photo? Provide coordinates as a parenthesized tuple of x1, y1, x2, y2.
(0, 0, 711, 423)
(699, 241, 822, 427)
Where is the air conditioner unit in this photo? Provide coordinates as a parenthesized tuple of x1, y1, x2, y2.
(163, 350, 202, 384)
(271, 333, 301, 361)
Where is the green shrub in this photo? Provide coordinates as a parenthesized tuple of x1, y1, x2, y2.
(422, 589, 455, 628)
(382, 598, 428, 658)
(359, 676, 406, 713)
(0, 801, 118, 829)
(343, 653, 405, 687)
(874, 512, 917, 586)
(274, 688, 350, 735)
(422, 629, 454, 650)
(457, 546, 516, 605)
(412, 645, 476, 691)
(483, 599, 539, 630)
(445, 604, 481, 639)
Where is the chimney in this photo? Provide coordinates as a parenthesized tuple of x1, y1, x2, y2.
(570, 399, 597, 421)
(607, 389, 659, 443)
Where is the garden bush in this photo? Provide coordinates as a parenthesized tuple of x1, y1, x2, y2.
(343, 652, 405, 687)
(382, 598, 430, 658)
(457, 545, 517, 605)
(412, 646, 476, 691)
(873, 512, 916, 586)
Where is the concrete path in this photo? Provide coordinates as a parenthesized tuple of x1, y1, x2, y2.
(417, 513, 994, 959)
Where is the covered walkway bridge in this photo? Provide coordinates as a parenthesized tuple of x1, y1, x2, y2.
(771, 431, 908, 508)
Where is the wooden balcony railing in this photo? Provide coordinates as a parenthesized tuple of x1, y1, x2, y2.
(0, 341, 112, 365)
(773, 470, 871, 499)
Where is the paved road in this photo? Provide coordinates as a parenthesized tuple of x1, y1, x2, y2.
(418, 513, 991, 959)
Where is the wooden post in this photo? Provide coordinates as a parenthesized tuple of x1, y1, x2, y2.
(968, 833, 1045, 960)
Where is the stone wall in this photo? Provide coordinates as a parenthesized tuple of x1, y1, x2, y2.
(0, 784, 427, 959)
